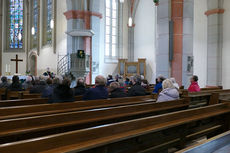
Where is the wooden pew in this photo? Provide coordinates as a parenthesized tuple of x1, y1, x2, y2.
(181, 89, 230, 108)
(201, 86, 223, 91)
(0, 99, 189, 144)
(0, 95, 155, 120)
(1, 103, 230, 153)
(7, 90, 29, 100)
(0, 88, 6, 100)
(209, 91, 230, 105)
(0, 98, 48, 107)
(177, 130, 230, 153)
(20, 93, 41, 99)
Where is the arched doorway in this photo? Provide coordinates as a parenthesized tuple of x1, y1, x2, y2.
(29, 54, 37, 76)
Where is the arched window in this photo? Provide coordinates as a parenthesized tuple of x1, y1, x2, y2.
(31, 0, 39, 49)
(105, 0, 119, 59)
(9, 0, 24, 49)
(42, 0, 53, 46)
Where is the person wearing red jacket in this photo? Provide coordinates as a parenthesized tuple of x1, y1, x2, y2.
(188, 75, 200, 92)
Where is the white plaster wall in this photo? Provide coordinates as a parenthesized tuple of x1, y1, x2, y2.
(37, 0, 67, 75)
(2, 52, 27, 75)
(134, 0, 156, 84)
(193, 0, 207, 88)
(222, 0, 230, 88)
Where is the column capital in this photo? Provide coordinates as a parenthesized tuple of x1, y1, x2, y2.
(64, 10, 102, 20)
(205, 8, 225, 16)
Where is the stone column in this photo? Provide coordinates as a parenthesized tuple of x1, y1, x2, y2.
(171, 0, 183, 85)
(205, 0, 224, 86)
(90, 0, 101, 81)
(64, 0, 102, 83)
(156, 0, 170, 78)
(128, 27, 134, 61)
(182, 0, 194, 88)
(0, 1, 3, 76)
(127, 0, 139, 62)
(0, 0, 2, 75)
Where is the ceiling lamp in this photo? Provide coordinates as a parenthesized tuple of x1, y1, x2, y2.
(128, 17, 133, 27)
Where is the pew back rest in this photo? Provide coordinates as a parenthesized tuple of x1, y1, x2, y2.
(0, 103, 229, 153)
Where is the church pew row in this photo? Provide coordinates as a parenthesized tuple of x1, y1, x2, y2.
(209, 91, 230, 104)
(0, 99, 189, 144)
(0, 95, 155, 120)
(177, 130, 230, 153)
(0, 98, 48, 107)
(181, 89, 230, 108)
(1, 103, 230, 153)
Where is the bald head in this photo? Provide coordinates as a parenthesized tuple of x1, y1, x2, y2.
(95, 75, 106, 86)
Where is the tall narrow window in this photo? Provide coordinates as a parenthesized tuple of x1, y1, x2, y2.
(105, 0, 118, 59)
(9, 0, 24, 49)
(46, 0, 52, 44)
(31, 0, 38, 49)
(42, 0, 53, 46)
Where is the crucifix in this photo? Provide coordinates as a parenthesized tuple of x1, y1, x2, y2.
(11, 54, 23, 73)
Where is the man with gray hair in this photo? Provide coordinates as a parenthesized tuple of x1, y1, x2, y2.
(128, 75, 146, 96)
(83, 75, 108, 100)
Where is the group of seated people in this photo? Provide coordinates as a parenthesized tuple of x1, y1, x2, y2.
(0, 73, 201, 103)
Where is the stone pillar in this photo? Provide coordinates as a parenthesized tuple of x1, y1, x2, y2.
(156, 0, 170, 78)
(182, 0, 194, 88)
(128, 27, 134, 61)
(90, 0, 101, 81)
(127, 0, 139, 62)
(0, 0, 2, 76)
(205, 0, 224, 86)
(64, 0, 102, 83)
(171, 0, 183, 85)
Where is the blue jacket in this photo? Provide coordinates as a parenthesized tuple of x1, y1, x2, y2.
(83, 85, 108, 100)
(153, 82, 162, 93)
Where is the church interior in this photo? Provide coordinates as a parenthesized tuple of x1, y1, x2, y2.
(1, 0, 230, 152)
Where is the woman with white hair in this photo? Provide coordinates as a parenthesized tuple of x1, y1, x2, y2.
(170, 78, 179, 89)
(156, 79, 179, 102)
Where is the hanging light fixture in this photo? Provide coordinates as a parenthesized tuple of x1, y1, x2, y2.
(120, 0, 124, 3)
(128, 17, 133, 27)
(50, 19, 54, 29)
(31, 27, 35, 35)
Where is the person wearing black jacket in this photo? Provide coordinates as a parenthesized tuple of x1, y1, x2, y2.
(74, 78, 87, 96)
(128, 75, 146, 96)
(8, 75, 23, 91)
(49, 78, 74, 103)
(109, 82, 127, 98)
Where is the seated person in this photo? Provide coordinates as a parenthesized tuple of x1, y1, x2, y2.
(43, 67, 54, 79)
(107, 75, 114, 86)
(157, 79, 179, 102)
(30, 77, 47, 94)
(83, 75, 108, 100)
(22, 76, 33, 90)
(0, 76, 10, 88)
(124, 77, 130, 86)
(109, 82, 127, 98)
(128, 75, 146, 96)
(153, 75, 165, 93)
(8, 75, 23, 91)
(170, 77, 180, 89)
(188, 75, 200, 92)
(42, 78, 53, 98)
(141, 79, 149, 89)
(49, 78, 74, 103)
(74, 78, 87, 96)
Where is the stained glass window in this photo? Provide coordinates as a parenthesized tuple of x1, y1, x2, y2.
(9, 0, 24, 49)
(105, 0, 118, 57)
(32, 0, 38, 48)
(46, 0, 52, 44)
